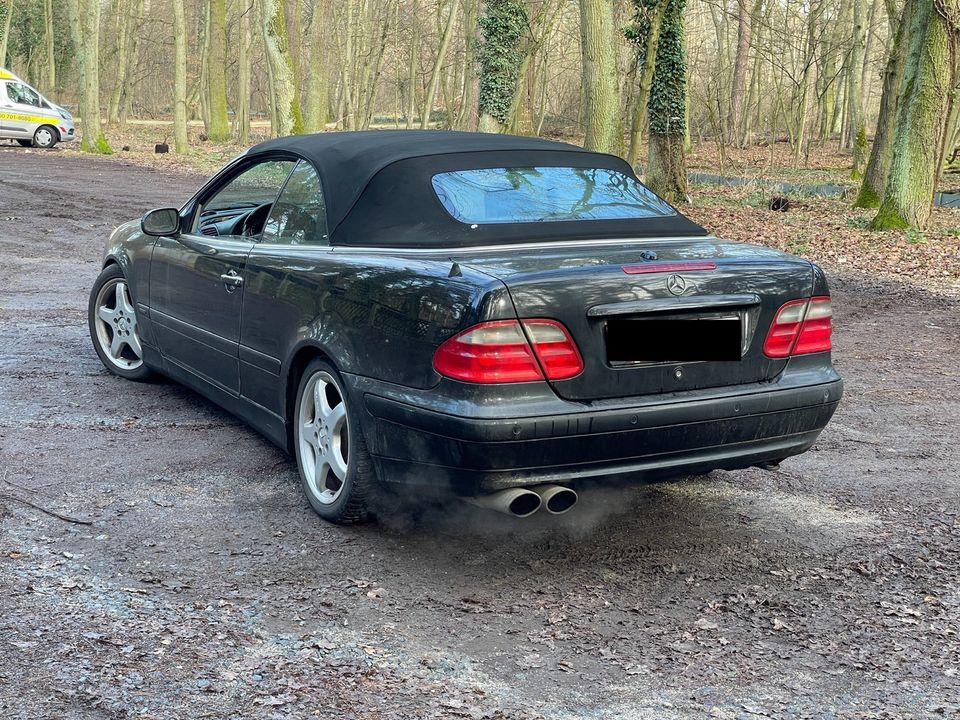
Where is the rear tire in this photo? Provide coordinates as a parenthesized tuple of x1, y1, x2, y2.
(294, 359, 375, 524)
(32, 125, 58, 149)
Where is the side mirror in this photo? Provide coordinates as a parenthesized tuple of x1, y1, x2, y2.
(141, 208, 181, 236)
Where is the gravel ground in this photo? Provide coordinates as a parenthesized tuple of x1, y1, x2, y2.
(1, 147, 958, 719)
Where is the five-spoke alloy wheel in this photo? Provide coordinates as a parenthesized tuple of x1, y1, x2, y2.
(88, 264, 154, 381)
(294, 359, 374, 524)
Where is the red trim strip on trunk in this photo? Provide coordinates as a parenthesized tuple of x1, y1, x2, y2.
(622, 261, 718, 274)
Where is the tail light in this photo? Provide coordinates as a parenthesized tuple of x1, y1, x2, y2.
(433, 319, 583, 383)
(764, 296, 833, 357)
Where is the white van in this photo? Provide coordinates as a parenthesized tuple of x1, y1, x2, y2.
(0, 68, 76, 148)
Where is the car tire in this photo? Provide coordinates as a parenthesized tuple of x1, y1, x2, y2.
(16, 139, 32, 147)
(32, 125, 58, 149)
(88, 264, 155, 382)
(294, 359, 374, 524)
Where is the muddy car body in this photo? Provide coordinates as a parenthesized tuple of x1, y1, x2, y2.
(88, 131, 843, 523)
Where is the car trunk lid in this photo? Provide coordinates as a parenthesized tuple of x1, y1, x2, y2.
(462, 238, 814, 401)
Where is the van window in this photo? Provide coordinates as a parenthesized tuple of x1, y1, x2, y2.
(6, 82, 41, 107)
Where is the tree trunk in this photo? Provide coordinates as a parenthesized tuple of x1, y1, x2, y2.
(579, 0, 621, 153)
(404, 0, 421, 128)
(262, 0, 297, 137)
(283, 0, 304, 133)
(304, 0, 328, 133)
(477, 0, 527, 133)
(237, 0, 252, 144)
(207, 0, 231, 140)
(794, 1, 825, 163)
(860, 0, 882, 112)
(456, 0, 479, 130)
(854, 0, 911, 208)
(341, 0, 355, 130)
(67, 0, 111, 153)
(173, 0, 189, 153)
(108, 0, 130, 125)
(421, 0, 459, 129)
(626, 0, 668, 168)
(199, 1, 211, 132)
(728, 0, 755, 147)
(646, 0, 687, 202)
(0, 0, 13, 68)
(871, 0, 957, 230)
(43, 0, 55, 94)
(846, 0, 867, 155)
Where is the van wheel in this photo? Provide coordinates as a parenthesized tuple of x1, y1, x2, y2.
(33, 126, 58, 149)
(16, 140, 32, 147)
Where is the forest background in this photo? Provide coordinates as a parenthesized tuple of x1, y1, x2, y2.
(2, 0, 960, 292)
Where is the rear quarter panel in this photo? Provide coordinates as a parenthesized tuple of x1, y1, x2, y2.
(239, 246, 515, 417)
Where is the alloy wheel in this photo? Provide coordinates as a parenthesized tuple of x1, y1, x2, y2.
(93, 278, 144, 370)
(298, 371, 350, 505)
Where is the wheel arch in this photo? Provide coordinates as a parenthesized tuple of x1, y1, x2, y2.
(282, 342, 338, 452)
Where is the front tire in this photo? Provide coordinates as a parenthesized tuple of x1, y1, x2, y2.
(294, 359, 375, 524)
(88, 265, 154, 381)
(32, 125, 58, 149)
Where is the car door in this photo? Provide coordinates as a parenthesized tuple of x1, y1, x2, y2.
(149, 158, 297, 395)
(0, 81, 43, 138)
(0, 81, 9, 134)
(238, 159, 331, 415)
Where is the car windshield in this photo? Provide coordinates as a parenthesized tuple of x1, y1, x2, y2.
(431, 167, 676, 225)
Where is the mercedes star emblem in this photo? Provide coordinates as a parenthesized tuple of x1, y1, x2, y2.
(666, 274, 687, 296)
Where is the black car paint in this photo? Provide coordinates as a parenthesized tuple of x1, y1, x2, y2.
(101, 142, 842, 495)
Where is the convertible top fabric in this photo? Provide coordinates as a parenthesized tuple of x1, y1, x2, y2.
(247, 130, 708, 247)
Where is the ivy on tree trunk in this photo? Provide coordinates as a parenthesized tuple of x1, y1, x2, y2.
(477, 0, 527, 133)
(644, 0, 687, 203)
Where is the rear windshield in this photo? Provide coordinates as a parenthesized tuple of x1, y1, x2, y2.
(431, 167, 676, 225)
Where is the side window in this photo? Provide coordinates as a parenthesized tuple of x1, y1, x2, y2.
(194, 159, 296, 239)
(261, 160, 329, 246)
(7, 82, 40, 107)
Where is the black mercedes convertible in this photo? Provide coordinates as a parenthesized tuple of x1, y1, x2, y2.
(88, 131, 843, 524)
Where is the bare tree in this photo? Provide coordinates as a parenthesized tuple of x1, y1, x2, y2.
(173, 0, 189, 153)
(579, 0, 621, 153)
(66, 0, 111, 153)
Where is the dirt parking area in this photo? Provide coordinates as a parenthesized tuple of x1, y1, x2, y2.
(1, 148, 958, 719)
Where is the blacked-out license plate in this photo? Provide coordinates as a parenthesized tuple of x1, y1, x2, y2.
(606, 317, 742, 363)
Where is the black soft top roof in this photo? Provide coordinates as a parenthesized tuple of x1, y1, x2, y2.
(247, 130, 707, 247)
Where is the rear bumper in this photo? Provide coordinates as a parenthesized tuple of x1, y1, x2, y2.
(348, 363, 842, 495)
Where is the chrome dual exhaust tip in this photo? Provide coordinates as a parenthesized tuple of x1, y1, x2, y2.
(464, 484, 577, 517)
(532, 484, 578, 514)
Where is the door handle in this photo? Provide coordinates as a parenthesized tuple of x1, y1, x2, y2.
(220, 270, 243, 291)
